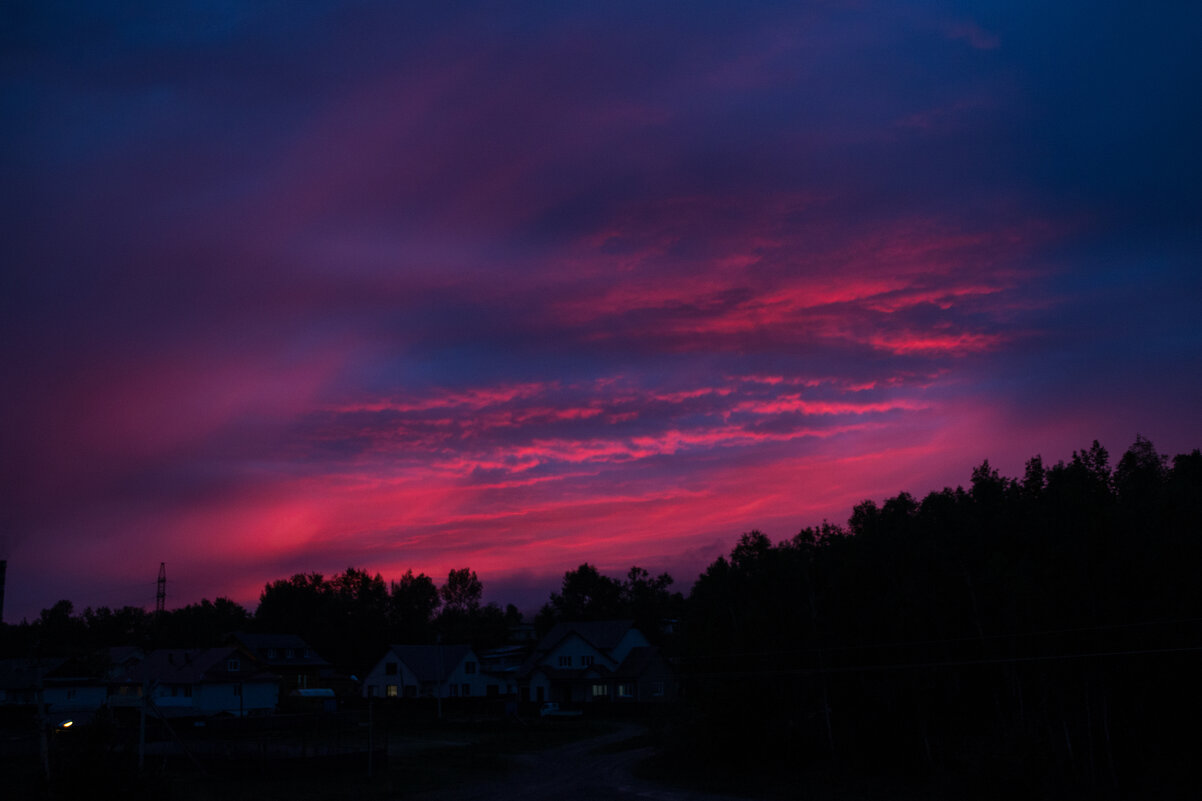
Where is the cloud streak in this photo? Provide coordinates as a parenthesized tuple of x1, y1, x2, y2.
(2, 1, 1199, 620)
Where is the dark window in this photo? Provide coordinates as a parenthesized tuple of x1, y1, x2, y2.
(385, 662, 397, 676)
(465, 661, 477, 674)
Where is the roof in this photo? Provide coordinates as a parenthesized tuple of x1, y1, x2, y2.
(386, 644, 475, 684)
(535, 620, 637, 656)
(0, 657, 66, 690)
(231, 633, 330, 666)
(614, 646, 666, 678)
(130, 648, 276, 685)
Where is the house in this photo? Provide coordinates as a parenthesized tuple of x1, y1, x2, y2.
(362, 644, 494, 699)
(518, 620, 675, 705)
(41, 647, 145, 718)
(114, 646, 279, 717)
(229, 633, 330, 691)
(0, 657, 66, 707)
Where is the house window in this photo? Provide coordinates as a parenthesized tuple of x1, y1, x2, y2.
(66, 689, 77, 700)
(367, 686, 377, 697)
(405, 686, 416, 698)
(267, 648, 277, 659)
(227, 658, 241, 672)
(386, 685, 398, 698)
(385, 662, 398, 676)
(465, 661, 477, 674)
(233, 685, 242, 697)
(462, 683, 470, 697)
(617, 683, 634, 698)
(581, 655, 594, 666)
(591, 683, 608, 698)
(449, 684, 459, 697)
(286, 649, 296, 659)
(651, 681, 665, 697)
(558, 655, 572, 667)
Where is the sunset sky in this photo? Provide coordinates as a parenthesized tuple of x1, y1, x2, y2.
(3, 2, 1200, 623)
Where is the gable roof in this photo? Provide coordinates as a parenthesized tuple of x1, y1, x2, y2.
(0, 657, 66, 691)
(536, 620, 638, 655)
(614, 646, 666, 678)
(231, 633, 330, 666)
(386, 644, 474, 684)
(131, 647, 275, 685)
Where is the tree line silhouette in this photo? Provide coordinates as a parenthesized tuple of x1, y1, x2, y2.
(3, 435, 1200, 796)
(676, 436, 1202, 797)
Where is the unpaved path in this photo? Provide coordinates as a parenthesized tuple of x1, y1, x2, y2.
(407, 723, 761, 801)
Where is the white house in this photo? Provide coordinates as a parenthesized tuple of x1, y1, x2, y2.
(115, 646, 279, 717)
(519, 620, 670, 705)
(363, 644, 492, 699)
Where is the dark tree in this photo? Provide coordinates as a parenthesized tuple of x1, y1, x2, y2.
(388, 569, 440, 643)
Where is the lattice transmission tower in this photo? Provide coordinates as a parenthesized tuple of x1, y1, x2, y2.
(156, 562, 166, 614)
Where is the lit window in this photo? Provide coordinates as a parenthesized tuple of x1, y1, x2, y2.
(386, 685, 398, 698)
(591, 683, 608, 698)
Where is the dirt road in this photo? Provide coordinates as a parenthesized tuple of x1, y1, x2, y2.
(406, 724, 760, 801)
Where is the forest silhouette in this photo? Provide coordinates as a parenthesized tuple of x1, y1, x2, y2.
(4, 435, 1201, 797)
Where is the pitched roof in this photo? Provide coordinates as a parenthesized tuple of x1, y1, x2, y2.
(131, 648, 275, 685)
(536, 620, 637, 655)
(386, 644, 474, 684)
(231, 633, 330, 666)
(614, 646, 665, 678)
(0, 657, 66, 690)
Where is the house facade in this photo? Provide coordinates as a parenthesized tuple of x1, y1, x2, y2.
(518, 620, 676, 705)
(363, 644, 495, 699)
(230, 632, 330, 692)
(115, 646, 279, 717)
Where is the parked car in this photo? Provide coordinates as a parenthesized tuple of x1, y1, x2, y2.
(539, 702, 582, 717)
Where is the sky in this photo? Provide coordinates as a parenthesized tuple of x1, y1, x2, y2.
(2, 1, 1200, 623)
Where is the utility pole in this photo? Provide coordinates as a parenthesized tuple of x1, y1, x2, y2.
(155, 563, 166, 615)
(436, 635, 443, 721)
